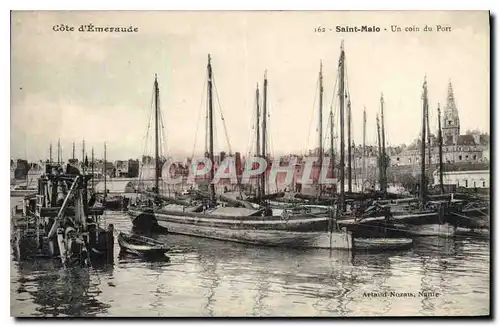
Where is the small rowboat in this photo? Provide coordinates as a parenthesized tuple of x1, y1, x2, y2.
(455, 227, 489, 238)
(354, 238, 413, 251)
(117, 232, 169, 257)
(406, 224, 455, 238)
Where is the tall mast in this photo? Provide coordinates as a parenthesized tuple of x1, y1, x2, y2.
(154, 74, 160, 196)
(362, 107, 367, 185)
(49, 143, 53, 162)
(329, 109, 335, 191)
(380, 93, 387, 194)
(91, 147, 94, 189)
(82, 139, 85, 169)
(426, 102, 432, 170)
(207, 54, 216, 205)
(347, 97, 352, 193)
(72, 141, 75, 160)
(437, 103, 444, 194)
(318, 61, 324, 187)
(376, 114, 383, 190)
(338, 41, 346, 212)
(261, 71, 268, 198)
(420, 76, 428, 207)
(104, 142, 107, 200)
(57, 139, 61, 164)
(255, 84, 261, 201)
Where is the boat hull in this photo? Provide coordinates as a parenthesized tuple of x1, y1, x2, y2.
(159, 220, 352, 249)
(117, 233, 168, 257)
(406, 224, 455, 237)
(455, 227, 489, 237)
(10, 190, 37, 197)
(445, 207, 489, 229)
(128, 208, 169, 233)
(353, 238, 413, 251)
(129, 208, 332, 232)
(129, 209, 352, 249)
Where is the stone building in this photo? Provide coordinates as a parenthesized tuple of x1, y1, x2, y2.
(352, 80, 489, 171)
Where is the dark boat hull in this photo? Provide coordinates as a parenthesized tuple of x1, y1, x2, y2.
(444, 207, 489, 229)
(128, 208, 353, 249)
(353, 238, 413, 251)
(129, 208, 332, 232)
(117, 232, 168, 256)
(128, 208, 169, 233)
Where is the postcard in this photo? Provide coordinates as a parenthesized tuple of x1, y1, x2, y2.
(10, 10, 490, 318)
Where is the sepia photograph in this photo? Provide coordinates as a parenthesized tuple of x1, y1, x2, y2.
(9, 10, 490, 317)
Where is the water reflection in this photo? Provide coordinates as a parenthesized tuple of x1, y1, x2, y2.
(13, 260, 111, 317)
(251, 270, 271, 316)
(418, 256, 436, 315)
(198, 255, 220, 317)
(11, 211, 491, 317)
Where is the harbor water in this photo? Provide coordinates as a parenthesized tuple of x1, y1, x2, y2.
(10, 199, 490, 317)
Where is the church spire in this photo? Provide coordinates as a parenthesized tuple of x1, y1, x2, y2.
(447, 79, 456, 106)
(445, 79, 459, 119)
(442, 79, 460, 144)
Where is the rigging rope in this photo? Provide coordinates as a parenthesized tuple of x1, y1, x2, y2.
(190, 78, 207, 159)
(267, 101, 274, 159)
(157, 91, 169, 160)
(139, 84, 156, 183)
(213, 77, 233, 155)
(353, 141, 358, 190)
(205, 99, 209, 155)
(265, 98, 274, 192)
(246, 90, 258, 159)
(303, 78, 319, 155)
(328, 67, 340, 156)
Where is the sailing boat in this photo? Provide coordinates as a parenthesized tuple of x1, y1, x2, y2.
(352, 76, 455, 237)
(11, 148, 113, 266)
(246, 67, 330, 214)
(128, 54, 352, 249)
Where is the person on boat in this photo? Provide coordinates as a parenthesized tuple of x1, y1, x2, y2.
(65, 163, 80, 175)
(56, 182, 67, 206)
(263, 202, 273, 217)
(88, 190, 96, 207)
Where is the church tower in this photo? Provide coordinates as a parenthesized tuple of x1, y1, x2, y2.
(442, 79, 460, 145)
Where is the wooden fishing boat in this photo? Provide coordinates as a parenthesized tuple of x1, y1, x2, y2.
(353, 237, 413, 251)
(10, 185, 37, 197)
(128, 206, 354, 248)
(404, 223, 455, 238)
(129, 55, 354, 249)
(455, 227, 489, 238)
(117, 232, 169, 256)
(11, 162, 114, 267)
(99, 195, 128, 211)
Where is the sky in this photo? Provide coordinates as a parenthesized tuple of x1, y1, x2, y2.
(10, 11, 490, 161)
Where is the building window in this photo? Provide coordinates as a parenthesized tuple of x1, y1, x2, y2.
(474, 181, 476, 187)
(466, 155, 469, 159)
(473, 155, 477, 160)
(483, 181, 486, 187)
(465, 180, 468, 188)
(396, 157, 400, 162)
(458, 155, 462, 160)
